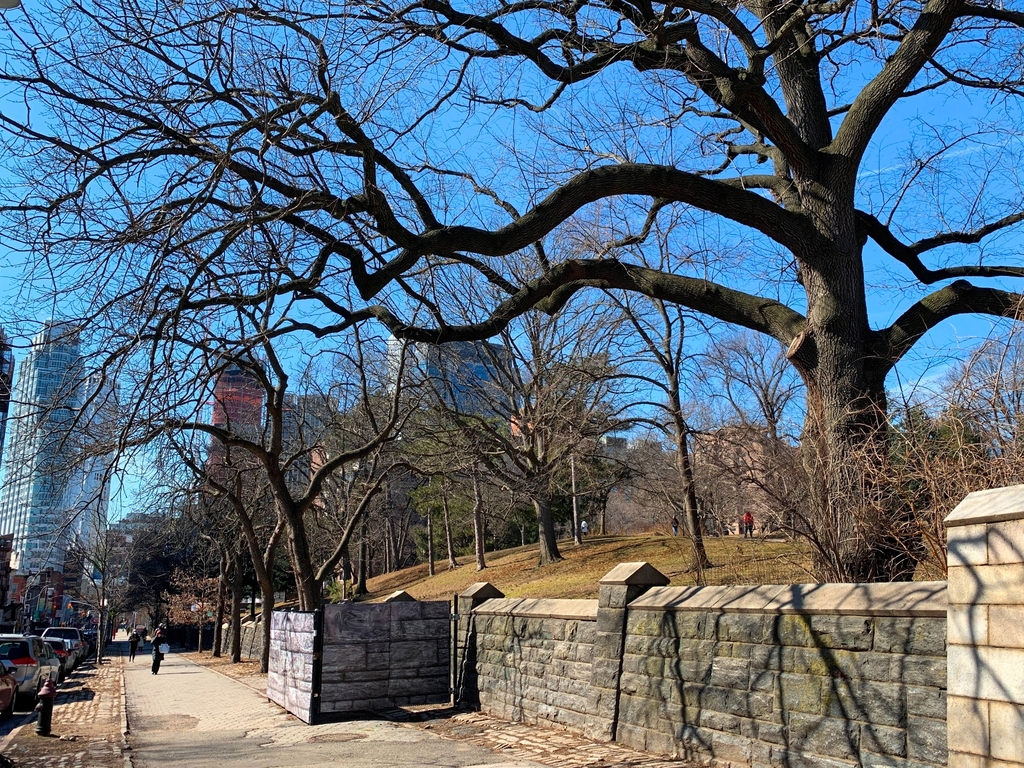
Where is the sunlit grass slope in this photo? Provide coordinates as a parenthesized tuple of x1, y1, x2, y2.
(363, 534, 816, 602)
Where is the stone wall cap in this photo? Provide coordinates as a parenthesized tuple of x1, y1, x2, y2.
(472, 597, 598, 621)
(628, 581, 947, 617)
(383, 590, 416, 602)
(945, 485, 1024, 527)
(460, 582, 506, 601)
(599, 562, 670, 586)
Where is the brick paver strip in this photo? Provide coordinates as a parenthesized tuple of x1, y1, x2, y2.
(1, 645, 126, 768)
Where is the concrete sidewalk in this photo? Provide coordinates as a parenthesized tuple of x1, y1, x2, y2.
(124, 648, 548, 768)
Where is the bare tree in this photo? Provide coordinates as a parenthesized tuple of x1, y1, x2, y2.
(609, 292, 712, 569)
(6, 0, 1024, 579)
(402, 307, 634, 565)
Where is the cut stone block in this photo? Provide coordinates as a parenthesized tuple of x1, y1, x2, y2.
(946, 485, 1024, 527)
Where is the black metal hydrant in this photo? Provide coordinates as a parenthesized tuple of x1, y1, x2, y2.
(35, 678, 57, 735)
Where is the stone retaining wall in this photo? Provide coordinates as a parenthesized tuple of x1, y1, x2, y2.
(462, 568, 948, 768)
(219, 618, 264, 661)
(617, 583, 947, 768)
(466, 598, 598, 732)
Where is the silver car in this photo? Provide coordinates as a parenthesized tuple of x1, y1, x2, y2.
(41, 627, 86, 668)
(0, 635, 60, 705)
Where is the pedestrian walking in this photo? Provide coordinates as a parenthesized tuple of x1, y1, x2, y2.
(151, 629, 166, 675)
(671, 516, 679, 536)
(580, 520, 588, 537)
(742, 511, 755, 538)
(128, 630, 140, 662)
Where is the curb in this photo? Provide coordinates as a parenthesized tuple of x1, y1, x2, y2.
(118, 649, 132, 768)
(0, 710, 38, 757)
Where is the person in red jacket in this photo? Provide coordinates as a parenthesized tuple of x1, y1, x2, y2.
(742, 511, 755, 538)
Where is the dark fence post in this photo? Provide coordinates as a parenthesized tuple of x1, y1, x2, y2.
(311, 607, 324, 724)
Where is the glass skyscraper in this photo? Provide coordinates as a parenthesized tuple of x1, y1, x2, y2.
(0, 322, 112, 579)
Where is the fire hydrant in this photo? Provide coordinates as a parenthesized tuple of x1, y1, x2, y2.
(35, 678, 57, 736)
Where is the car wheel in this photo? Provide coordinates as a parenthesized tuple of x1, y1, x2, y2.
(1, 691, 14, 719)
(14, 691, 30, 712)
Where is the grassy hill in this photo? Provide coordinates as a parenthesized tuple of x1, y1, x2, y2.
(364, 534, 816, 602)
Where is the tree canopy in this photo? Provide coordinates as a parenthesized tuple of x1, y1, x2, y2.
(4, 0, 1024, 579)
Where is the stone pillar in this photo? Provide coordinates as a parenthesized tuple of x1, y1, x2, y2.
(946, 486, 1024, 768)
(585, 562, 669, 743)
(454, 582, 505, 707)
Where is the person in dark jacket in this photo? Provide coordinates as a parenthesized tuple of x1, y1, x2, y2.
(128, 630, 140, 662)
(151, 629, 165, 674)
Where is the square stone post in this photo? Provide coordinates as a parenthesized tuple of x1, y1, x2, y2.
(454, 582, 504, 708)
(946, 486, 1024, 768)
(586, 562, 669, 743)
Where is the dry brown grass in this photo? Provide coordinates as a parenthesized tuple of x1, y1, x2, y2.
(363, 534, 815, 602)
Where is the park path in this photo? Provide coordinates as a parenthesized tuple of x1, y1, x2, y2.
(123, 646, 547, 768)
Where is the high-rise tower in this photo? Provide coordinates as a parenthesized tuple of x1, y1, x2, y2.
(0, 322, 112, 588)
(205, 363, 265, 482)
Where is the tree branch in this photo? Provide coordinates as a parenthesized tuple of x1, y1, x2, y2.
(857, 210, 1024, 283)
(880, 281, 1024, 364)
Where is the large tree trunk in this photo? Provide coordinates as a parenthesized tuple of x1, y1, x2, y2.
(260, 581, 274, 674)
(534, 495, 562, 565)
(285, 506, 320, 610)
(792, 223, 923, 581)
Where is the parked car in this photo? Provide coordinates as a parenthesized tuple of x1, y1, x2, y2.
(42, 627, 87, 665)
(0, 661, 17, 718)
(44, 638, 75, 682)
(82, 630, 98, 658)
(0, 635, 60, 707)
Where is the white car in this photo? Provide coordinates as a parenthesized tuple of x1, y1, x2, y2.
(41, 627, 86, 669)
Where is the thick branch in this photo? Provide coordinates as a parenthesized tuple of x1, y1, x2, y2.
(360, 164, 818, 299)
(383, 259, 807, 347)
(832, 0, 963, 168)
(880, 281, 1024, 364)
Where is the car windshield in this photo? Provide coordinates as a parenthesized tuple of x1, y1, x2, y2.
(45, 640, 66, 652)
(0, 641, 30, 659)
(43, 629, 78, 640)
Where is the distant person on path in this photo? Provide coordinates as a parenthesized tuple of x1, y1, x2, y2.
(151, 629, 165, 675)
(742, 511, 755, 538)
(580, 520, 588, 537)
(128, 630, 140, 662)
(671, 517, 679, 536)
